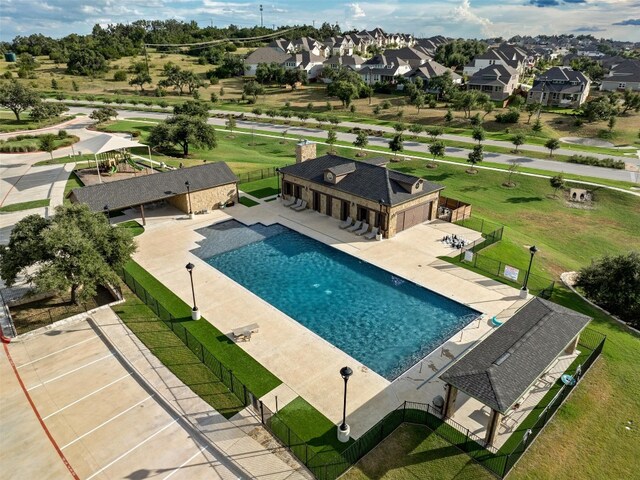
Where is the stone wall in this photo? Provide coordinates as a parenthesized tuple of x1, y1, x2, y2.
(167, 184, 238, 213)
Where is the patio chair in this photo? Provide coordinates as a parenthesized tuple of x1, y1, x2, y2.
(292, 200, 307, 211)
(346, 220, 363, 232)
(364, 227, 379, 240)
(354, 222, 369, 236)
(289, 198, 303, 209)
(283, 197, 297, 207)
(339, 216, 353, 229)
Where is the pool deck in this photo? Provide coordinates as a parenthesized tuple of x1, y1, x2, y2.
(130, 200, 529, 439)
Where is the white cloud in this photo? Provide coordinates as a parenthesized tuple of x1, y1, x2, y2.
(349, 3, 366, 18)
(451, 0, 493, 34)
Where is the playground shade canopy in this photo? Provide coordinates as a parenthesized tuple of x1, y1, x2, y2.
(75, 134, 146, 154)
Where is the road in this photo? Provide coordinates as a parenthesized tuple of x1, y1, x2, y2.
(64, 106, 640, 185)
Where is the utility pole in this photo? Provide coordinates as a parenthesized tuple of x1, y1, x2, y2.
(260, 4, 263, 28)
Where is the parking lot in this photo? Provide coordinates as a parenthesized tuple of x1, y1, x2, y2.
(1, 318, 242, 480)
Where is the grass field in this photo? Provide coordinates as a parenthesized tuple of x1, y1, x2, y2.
(239, 177, 279, 198)
(0, 110, 71, 133)
(115, 220, 144, 236)
(0, 199, 50, 212)
(343, 424, 493, 480)
(63, 171, 83, 204)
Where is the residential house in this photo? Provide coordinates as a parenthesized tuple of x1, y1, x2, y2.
(384, 47, 431, 68)
(467, 64, 519, 101)
(600, 59, 640, 92)
(323, 54, 365, 71)
(359, 54, 412, 85)
(284, 51, 326, 80)
(527, 67, 591, 107)
(324, 36, 354, 57)
(290, 37, 328, 57)
(244, 47, 291, 76)
(463, 44, 529, 77)
(279, 141, 444, 238)
(405, 60, 462, 87)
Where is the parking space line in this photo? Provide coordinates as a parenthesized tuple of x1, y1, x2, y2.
(162, 445, 209, 480)
(17, 336, 100, 369)
(86, 419, 179, 480)
(61, 394, 153, 450)
(27, 353, 113, 391)
(3, 342, 80, 480)
(43, 373, 133, 421)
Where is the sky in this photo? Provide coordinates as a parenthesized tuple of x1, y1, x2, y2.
(1, 0, 639, 43)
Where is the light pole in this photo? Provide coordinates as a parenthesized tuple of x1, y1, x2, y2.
(337, 366, 353, 442)
(536, 76, 548, 122)
(276, 168, 281, 198)
(104, 205, 110, 225)
(185, 180, 193, 218)
(185, 263, 201, 320)
(520, 245, 538, 297)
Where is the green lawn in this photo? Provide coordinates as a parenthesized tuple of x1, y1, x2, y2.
(111, 286, 245, 418)
(0, 110, 71, 133)
(0, 199, 50, 212)
(240, 177, 279, 198)
(63, 171, 83, 205)
(343, 424, 493, 480)
(238, 196, 259, 207)
(116, 220, 144, 236)
(0, 134, 79, 153)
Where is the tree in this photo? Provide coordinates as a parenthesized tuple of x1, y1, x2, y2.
(326, 128, 338, 153)
(621, 89, 640, 114)
(545, 138, 560, 157)
(409, 124, 423, 137)
(331, 80, 359, 108)
(128, 73, 152, 92)
(525, 102, 542, 124)
(575, 251, 640, 325)
(29, 102, 68, 122)
(353, 130, 368, 154)
(482, 101, 494, 120)
(66, 49, 108, 76)
(243, 79, 265, 101)
(38, 134, 57, 160)
(532, 119, 543, 132)
(16, 53, 39, 78)
(579, 97, 619, 123)
(394, 122, 405, 134)
(414, 93, 426, 113)
(0, 204, 136, 305)
(428, 140, 445, 166)
(466, 144, 483, 172)
(283, 69, 307, 89)
(0, 81, 40, 121)
(173, 100, 209, 118)
(252, 107, 263, 117)
(429, 71, 457, 100)
(511, 133, 526, 153)
(225, 115, 237, 133)
(89, 107, 118, 124)
(549, 174, 565, 197)
(504, 159, 519, 187)
(149, 114, 217, 157)
(388, 134, 404, 158)
(426, 126, 444, 141)
(608, 115, 617, 133)
(444, 109, 454, 122)
(472, 127, 486, 145)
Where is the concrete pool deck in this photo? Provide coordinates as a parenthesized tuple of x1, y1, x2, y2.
(130, 200, 528, 439)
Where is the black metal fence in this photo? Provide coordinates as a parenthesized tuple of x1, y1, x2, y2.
(237, 166, 280, 184)
(118, 265, 605, 480)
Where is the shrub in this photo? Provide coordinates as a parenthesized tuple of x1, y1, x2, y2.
(381, 100, 392, 110)
(495, 109, 521, 123)
(157, 100, 169, 108)
(85, 94, 96, 101)
(57, 130, 68, 139)
(2, 71, 12, 79)
(113, 70, 127, 81)
(567, 155, 625, 169)
(55, 93, 66, 101)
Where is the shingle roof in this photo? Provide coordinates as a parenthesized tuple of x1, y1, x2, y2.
(604, 59, 640, 83)
(245, 47, 290, 65)
(279, 154, 444, 205)
(468, 64, 517, 86)
(440, 298, 591, 413)
(70, 162, 237, 212)
(406, 60, 462, 81)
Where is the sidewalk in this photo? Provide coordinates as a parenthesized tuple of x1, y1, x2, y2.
(91, 307, 311, 480)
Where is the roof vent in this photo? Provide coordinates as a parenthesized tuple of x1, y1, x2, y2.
(494, 352, 511, 366)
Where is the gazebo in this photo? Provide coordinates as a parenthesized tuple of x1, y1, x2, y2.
(439, 298, 591, 447)
(76, 134, 153, 183)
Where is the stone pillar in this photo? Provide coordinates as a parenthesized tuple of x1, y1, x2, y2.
(296, 140, 316, 163)
(485, 409, 502, 447)
(565, 335, 580, 355)
(443, 385, 458, 419)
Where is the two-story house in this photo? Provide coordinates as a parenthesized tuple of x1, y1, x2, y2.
(283, 51, 326, 80)
(463, 44, 528, 77)
(600, 59, 640, 92)
(527, 67, 591, 107)
(404, 60, 462, 88)
(466, 64, 519, 101)
(359, 54, 412, 85)
(244, 47, 291, 76)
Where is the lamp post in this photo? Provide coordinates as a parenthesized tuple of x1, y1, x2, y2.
(276, 168, 281, 198)
(104, 205, 110, 225)
(337, 366, 353, 442)
(185, 262, 200, 320)
(185, 180, 193, 219)
(536, 76, 548, 122)
(520, 245, 538, 298)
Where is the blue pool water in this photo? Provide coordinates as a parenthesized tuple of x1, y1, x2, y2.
(195, 221, 479, 380)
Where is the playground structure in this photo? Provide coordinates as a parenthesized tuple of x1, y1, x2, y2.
(96, 148, 144, 176)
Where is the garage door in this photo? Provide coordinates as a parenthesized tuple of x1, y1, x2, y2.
(396, 202, 431, 233)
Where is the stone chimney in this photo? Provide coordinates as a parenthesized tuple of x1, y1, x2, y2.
(296, 140, 316, 163)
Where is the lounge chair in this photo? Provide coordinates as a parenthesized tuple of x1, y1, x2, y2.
(292, 200, 307, 211)
(289, 198, 303, 209)
(232, 323, 260, 342)
(283, 197, 297, 207)
(364, 227, 379, 240)
(346, 220, 362, 232)
(339, 216, 353, 229)
(354, 222, 369, 236)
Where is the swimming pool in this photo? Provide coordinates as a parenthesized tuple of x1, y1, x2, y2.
(194, 221, 479, 380)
